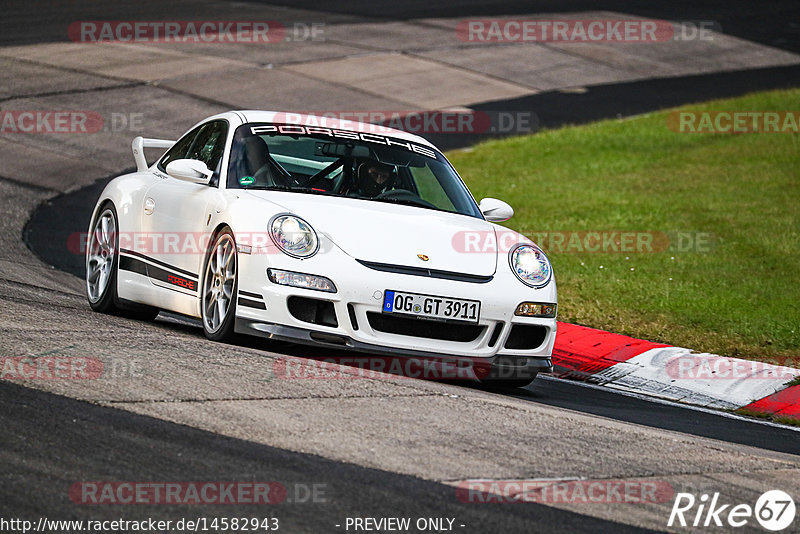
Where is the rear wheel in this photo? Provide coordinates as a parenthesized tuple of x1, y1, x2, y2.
(201, 228, 238, 341)
(86, 203, 158, 321)
(86, 205, 119, 313)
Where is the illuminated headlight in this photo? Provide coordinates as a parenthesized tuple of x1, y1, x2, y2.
(509, 244, 552, 288)
(269, 214, 319, 258)
(515, 302, 557, 318)
(268, 269, 336, 293)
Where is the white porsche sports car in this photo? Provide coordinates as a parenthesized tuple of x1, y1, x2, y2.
(86, 111, 556, 387)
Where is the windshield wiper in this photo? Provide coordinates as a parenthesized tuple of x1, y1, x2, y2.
(242, 184, 335, 196)
(369, 197, 439, 211)
(242, 187, 438, 208)
(241, 184, 291, 191)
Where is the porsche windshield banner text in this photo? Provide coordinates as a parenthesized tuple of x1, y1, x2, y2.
(250, 124, 438, 159)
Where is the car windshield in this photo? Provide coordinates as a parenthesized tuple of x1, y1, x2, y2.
(226, 123, 482, 218)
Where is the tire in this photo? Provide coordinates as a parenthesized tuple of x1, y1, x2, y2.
(86, 204, 120, 314)
(86, 202, 159, 321)
(201, 228, 238, 341)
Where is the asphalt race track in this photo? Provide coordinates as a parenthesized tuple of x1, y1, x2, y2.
(2, 1, 800, 533)
(21, 174, 800, 458)
(2, 381, 656, 533)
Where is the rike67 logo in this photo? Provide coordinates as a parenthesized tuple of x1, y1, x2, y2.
(668, 490, 795, 531)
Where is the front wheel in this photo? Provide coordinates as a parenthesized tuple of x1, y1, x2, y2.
(201, 228, 238, 341)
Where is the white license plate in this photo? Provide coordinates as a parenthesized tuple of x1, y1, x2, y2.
(382, 290, 480, 323)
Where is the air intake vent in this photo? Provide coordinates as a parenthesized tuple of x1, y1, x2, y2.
(288, 297, 338, 327)
(347, 303, 359, 331)
(488, 322, 504, 347)
(367, 312, 485, 342)
(503, 324, 547, 350)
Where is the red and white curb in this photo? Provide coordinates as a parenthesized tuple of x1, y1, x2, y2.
(552, 322, 800, 420)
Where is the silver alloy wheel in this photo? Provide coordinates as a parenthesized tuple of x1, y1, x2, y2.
(86, 208, 116, 303)
(203, 233, 236, 333)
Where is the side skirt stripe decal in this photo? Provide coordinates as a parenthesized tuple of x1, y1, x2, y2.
(119, 248, 198, 280)
(119, 254, 198, 292)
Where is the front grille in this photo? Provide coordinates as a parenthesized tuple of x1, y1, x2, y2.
(356, 259, 493, 284)
(366, 312, 485, 342)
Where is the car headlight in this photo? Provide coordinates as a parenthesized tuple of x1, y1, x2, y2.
(269, 214, 319, 258)
(509, 244, 552, 288)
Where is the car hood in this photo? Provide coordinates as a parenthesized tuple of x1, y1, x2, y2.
(243, 191, 498, 276)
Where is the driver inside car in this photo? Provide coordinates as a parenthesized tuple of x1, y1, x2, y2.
(355, 160, 396, 197)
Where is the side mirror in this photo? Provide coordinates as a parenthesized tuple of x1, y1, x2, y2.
(479, 198, 514, 222)
(166, 159, 213, 184)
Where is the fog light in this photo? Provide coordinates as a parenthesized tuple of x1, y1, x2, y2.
(514, 302, 556, 318)
(268, 269, 336, 293)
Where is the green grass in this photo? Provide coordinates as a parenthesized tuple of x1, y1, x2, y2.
(734, 408, 800, 427)
(448, 89, 800, 362)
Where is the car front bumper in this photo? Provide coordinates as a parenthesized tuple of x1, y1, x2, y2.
(235, 316, 553, 379)
(234, 239, 557, 378)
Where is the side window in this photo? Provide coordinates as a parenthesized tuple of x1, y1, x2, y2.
(158, 120, 228, 176)
(186, 121, 228, 172)
(158, 125, 202, 172)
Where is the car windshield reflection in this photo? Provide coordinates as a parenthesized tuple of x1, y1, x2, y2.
(226, 123, 482, 218)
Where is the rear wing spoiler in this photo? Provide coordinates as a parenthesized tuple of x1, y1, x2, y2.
(132, 136, 175, 172)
